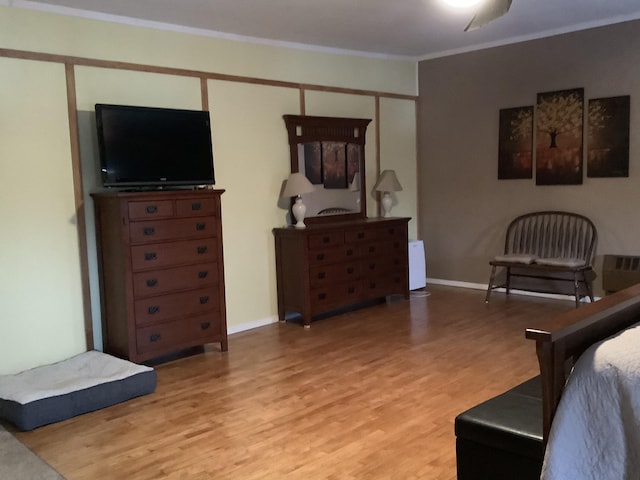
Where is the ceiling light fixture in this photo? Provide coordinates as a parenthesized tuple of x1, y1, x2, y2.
(441, 0, 484, 8)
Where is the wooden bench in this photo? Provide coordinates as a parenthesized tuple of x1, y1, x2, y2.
(456, 283, 640, 480)
(485, 211, 597, 307)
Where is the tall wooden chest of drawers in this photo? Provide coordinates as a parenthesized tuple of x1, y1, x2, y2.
(92, 190, 227, 363)
(273, 217, 410, 327)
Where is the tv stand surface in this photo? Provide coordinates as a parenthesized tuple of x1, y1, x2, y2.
(110, 185, 213, 193)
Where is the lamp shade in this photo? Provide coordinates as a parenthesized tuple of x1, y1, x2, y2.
(373, 170, 403, 192)
(349, 172, 361, 192)
(282, 172, 314, 197)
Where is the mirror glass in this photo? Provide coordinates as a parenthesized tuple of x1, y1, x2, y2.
(284, 115, 371, 224)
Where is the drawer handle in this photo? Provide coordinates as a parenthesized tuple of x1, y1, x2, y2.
(368, 263, 376, 270)
(144, 252, 157, 261)
(322, 236, 330, 244)
(149, 333, 161, 342)
(201, 322, 211, 330)
(197, 246, 208, 254)
(369, 282, 377, 288)
(347, 267, 354, 274)
(146, 205, 157, 214)
(198, 271, 209, 279)
(316, 253, 325, 261)
(346, 249, 354, 256)
(388, 228, 396, 234)
(192, 202, 202, 211)
(199, 296, 210, 304)
(143, 227, 155, 236)
(348, 287, 355, 294)
(317, 272, 326, 279)
(394, 259, 400, 265)
(318, 293, 327, 300)
(146, 279, 158, 287)
(369, 246, 375, 253)
(148, 305, 160, 314)
(358, 232, 365, 239)
(196, 223, 206, 231)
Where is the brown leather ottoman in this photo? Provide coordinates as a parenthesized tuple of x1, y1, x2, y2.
(454, 376, 544, 480)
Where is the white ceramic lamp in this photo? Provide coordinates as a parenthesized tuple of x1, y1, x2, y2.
(282, 172, 315, 228)
(372, 169, 403, 218)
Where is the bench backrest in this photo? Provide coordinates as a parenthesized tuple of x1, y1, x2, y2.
(504, 211, 597, 264)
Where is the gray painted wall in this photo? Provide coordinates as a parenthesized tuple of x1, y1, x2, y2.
(418, 20, 640, 295)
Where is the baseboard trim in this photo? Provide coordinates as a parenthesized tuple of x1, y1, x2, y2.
(227, 316, 279, 336)
(227, 279, 602, 337)
(426, 277, 601, 303)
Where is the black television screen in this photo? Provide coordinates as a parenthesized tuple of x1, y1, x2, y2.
(95, 104, 215, 188)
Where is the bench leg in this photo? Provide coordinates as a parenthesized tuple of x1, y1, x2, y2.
(573, 272, 581, 308)
(505, 267, 511, 295)
(583, 271, 594, 303)
(485, 265, 497, 303)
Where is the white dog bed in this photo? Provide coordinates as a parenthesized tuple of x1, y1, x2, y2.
(0, 351, 156, 431)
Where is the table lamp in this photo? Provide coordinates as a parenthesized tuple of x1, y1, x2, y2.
(373, 169, 402, 217)
(282, 172, 315, 228)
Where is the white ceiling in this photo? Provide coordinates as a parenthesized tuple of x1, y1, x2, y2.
(13, 0, 640, 59)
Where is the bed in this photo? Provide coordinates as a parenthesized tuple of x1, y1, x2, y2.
(525, 283, 640, 479)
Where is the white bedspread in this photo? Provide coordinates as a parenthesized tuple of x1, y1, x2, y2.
(541, 322, 640, 480)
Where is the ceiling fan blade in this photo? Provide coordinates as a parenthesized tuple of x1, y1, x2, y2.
(464, 0, 512, 32)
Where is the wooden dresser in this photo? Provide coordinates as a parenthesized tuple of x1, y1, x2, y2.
(273, 217, 410, 327)
(92, 189, 227, 363)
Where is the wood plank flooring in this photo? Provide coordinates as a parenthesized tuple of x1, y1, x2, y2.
(12, 285, 572, 479)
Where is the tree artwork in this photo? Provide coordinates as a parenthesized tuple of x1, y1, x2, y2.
(587, 96, 630, 178)
(536, 88, 584, 185)
(498, 106, 533, 179)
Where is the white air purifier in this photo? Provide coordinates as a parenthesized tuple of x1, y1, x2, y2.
(408, 240, 426, 290)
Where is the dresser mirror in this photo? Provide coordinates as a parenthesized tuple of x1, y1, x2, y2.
(283, 115, 371, 224)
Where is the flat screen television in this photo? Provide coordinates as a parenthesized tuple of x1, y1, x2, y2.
(95, 103, 215, 188)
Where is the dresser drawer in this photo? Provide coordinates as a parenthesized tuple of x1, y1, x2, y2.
(360, 240, 406, 259)
(310, 282, 362, 312)
(308, 245, 359, 266)
(309, 262, 360, 288)
(361, 254, 407, 276)
(344, 227, 378, 244)
(134, 287, 219, 326)
(129, 217, 217, 244)
(128, 200, 174, 220)
(376, 224, 408, 242)
(133, 262, 218, 297)
(136, 312, 221, 355)
(308, 231, 344, 249)
(362, 273, 406, 298)
(360, 241, 386, 257)
(130, 238, 218, 271)
(176, 197, 218, 217)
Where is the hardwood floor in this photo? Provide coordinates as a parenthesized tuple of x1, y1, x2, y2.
(14, 285, 572, 479)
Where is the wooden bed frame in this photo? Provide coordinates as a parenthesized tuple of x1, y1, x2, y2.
(526, 282, 640, 443)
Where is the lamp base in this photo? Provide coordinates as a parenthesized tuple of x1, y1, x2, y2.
(381, 192, 393, 217)
(292, 196, 307, 228)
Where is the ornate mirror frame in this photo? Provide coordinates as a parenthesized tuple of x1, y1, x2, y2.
(283, 114, 371, 225)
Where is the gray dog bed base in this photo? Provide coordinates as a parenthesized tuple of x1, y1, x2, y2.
(0, 351, 156, 431)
